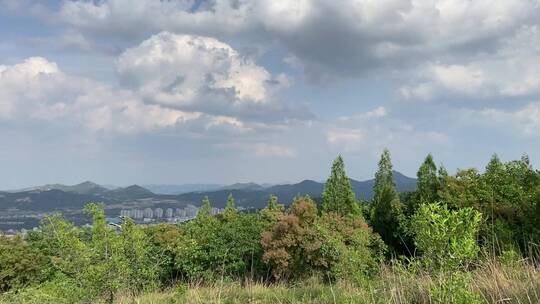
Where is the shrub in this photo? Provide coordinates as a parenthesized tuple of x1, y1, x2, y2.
(262, 196, 382, 282)
(430, 272, 481, 304)
(0, 235, 46, 293)
(408, 202, 482, 269)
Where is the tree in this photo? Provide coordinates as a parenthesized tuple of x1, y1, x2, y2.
(416, 154, 439, 204)
(83, 203, 125, 303)
(261, 195, 285, 229)
(197, 196, 212, 221)
(0, 235, 46, 293)
(370, 149, 403, 252)
(321, 155, 359, 216)
(223, 193, 238, 221)
(261, 196, 380, 281)
(408, 202, 482, 269)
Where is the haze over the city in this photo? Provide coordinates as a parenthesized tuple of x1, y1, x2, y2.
(1, 0, 540, 189)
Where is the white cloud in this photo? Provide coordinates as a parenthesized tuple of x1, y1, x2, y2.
(0, 57, 206, 133)
(117, 32, 288, 109)
(0, 56, 292, 136)
(252, 143, 297, 158)
(464, 102, 540, 136)
(50, 0, 540, 80)
(58, 0, 254, 37)
(401, 59, 540, 100)
(400, 63, 487, 100)
(338, 106, 387, 121)
(326, 107, 449, 153)
(326, 128, 366, 152)
(216, 142, 297, 158)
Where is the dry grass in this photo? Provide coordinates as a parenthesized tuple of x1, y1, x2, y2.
(115, 258, 540, 304)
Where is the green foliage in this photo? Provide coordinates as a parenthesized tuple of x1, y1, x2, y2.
(370, 149, 404, 253)
(148, 201, 268, 282)
(4, 152, 540, 303)
(0, 235, 46, 293)
(409, 154, 446, 215)
(438, 155, 540, 253)
(321, 155, 359, 216)
(409, 202, 482, 269)
(260, 195, 285, 228)
(223, 193, 238, 221)
(262, 196, 381, 281)
(197, 196, 212, 221)
(17, 203, 161, 303)
(430, 272, 482, 304)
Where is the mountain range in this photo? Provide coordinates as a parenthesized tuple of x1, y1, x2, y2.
(0, 172, 416, 230)
(1, 172, 415, 210)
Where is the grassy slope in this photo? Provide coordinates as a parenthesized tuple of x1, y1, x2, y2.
(115, 259, 540, 304)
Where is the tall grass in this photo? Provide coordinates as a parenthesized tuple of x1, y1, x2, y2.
(115, 256, 540, 304)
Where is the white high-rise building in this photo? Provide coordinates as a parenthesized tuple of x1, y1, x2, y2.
(165, 208, 173, 218)
(186, 205, 198, 217)
(154, 208, 163, 218)
(175, 208, 185, 217)
(144, 208, 154, 219)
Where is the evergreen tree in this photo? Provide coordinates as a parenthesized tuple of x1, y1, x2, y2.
(261, 195, 284, 227)
(321, 155, 359, 216)
(267, 194, 280, 210)
(438, 164, 448, 186)
(371, 149, 403, 252)
(416, 154, 439, 204)
(223, 193, 237, 220)
(197, 196, 212, 220)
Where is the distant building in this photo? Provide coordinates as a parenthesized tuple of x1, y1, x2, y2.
(154, 208, 163, 218)
(165, 208, 173, 218)
(175, 208, 186, 217)
(144, 208, 154, 219)
(185, 205, 198, 217)
(133, 209, 144, 219)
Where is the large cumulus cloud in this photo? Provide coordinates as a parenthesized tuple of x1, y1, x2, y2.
(0, 33, 311, 136)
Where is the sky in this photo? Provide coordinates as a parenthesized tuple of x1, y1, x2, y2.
(1, 0, 540, 188)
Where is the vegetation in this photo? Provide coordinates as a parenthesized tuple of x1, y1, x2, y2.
(1, 151, 540, 303)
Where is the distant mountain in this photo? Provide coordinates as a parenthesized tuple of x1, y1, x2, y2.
(349, 171, 417, 200)
(143, 184, 224, 195)
(173, 171, 417, 209)
(0, 172, 417, 230)
(219, 183, 266, 191)
(107, 185, 154, 199)
(8, 181, 109, 195)
(0, 189, 108, 211)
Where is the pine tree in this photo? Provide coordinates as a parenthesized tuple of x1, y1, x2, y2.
(416, 154, 439, 204)
(438, 164, 448, 185)
(197, 196, 212, 220)
(223, 193, 237, 220)
(321, 155, 359, 216)
(371, 149, 403, 251)
(267, 195, 280, 210)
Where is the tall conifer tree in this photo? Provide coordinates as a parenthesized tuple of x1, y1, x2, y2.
(416, 154, 439, 204)
(321, 155, 359, 215)
(223, 193, 237, 220)
(197, 196, 212, 220)
(371, 149, 402, 250)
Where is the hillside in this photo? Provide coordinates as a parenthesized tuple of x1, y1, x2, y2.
(0, 172, 416, 230)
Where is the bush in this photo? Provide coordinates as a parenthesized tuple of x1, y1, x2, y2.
(0, 235, 46, 293)
(147, 202, 269, 282)
(261, 196, 382, 282)
(408, 202, 482, 269)
(430, 272, 481, 304)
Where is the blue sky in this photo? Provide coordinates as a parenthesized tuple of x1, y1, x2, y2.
(1, 0, 540, 188)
